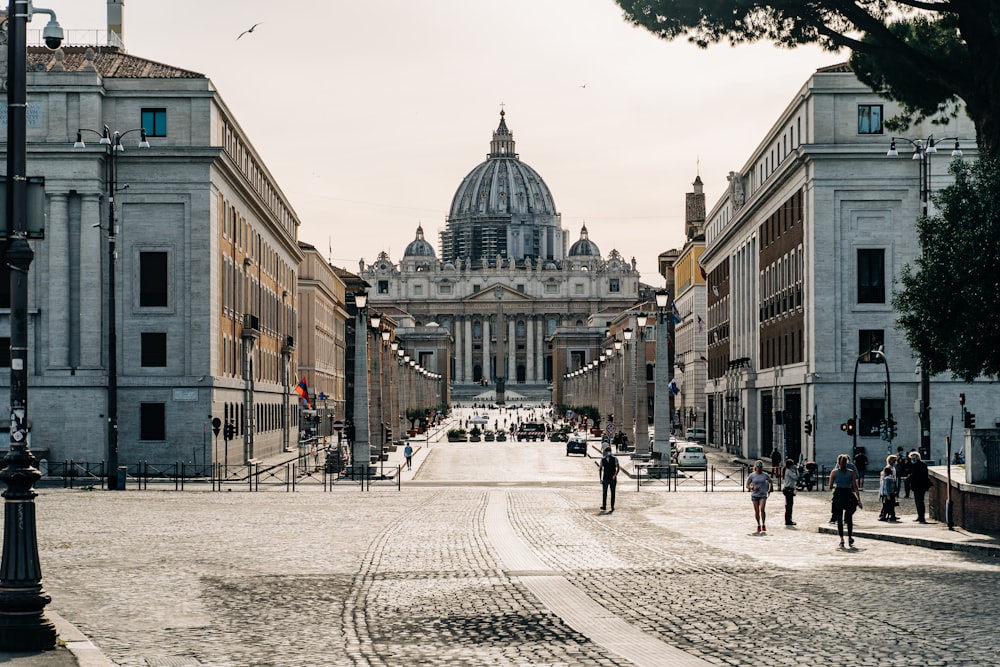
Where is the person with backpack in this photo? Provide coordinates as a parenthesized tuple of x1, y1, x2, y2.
(599, 446, 620, 512)
(878, 465, 897, 521)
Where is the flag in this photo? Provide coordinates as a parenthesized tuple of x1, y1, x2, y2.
(668, 379, 681, 396)
(671, 302, 682, 324)
(295, 377, 311, 408)
(699, 265, 707, 280)
(697, 315, 705, 333)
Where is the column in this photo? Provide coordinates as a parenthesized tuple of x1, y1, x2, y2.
(453, 316, 463, 383)
(526, 317, 535, 382)
(537, 317, 547, 382)
(47, 193, 70, 369)
(482, 318, 490, 381)
(508, 318, 516, 384)
(79, 194, 103, 368)
(464, 318, 473, 383)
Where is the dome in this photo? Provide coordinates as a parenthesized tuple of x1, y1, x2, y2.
(567, 223, 601, 257)
(447, 111, 557, 219)
(403, 225, 436, 258)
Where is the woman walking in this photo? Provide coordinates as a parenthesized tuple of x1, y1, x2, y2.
(781, 458, 798, 526)
(746, 460, 772, 533)
(829, 454, 863, 548)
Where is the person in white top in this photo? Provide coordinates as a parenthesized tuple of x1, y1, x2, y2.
(746, 460, 773, 533)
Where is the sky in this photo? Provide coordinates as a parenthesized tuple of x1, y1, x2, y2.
(46, 0, 843, 283)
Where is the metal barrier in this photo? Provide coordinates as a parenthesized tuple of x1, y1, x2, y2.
(711, 465, 746, 491)
(49, 460, 105, 489)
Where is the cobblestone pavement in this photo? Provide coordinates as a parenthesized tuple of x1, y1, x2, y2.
(17, 428, 1000, 666)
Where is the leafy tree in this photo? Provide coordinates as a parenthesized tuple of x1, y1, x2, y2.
(894, 153, 1000, 381)
(615, 1, 1000, 152)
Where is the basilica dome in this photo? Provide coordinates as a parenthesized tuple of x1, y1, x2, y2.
(567, 224, 601, 257)
(440, 111, 565, 268)
(403, 225, 436, 258)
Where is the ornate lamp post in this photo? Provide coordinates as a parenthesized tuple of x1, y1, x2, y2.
(887, 135, 964, 460)
(635, 313, 650, 456)
(0, 0, 63, 649)
(352, 291, 370, 479)
(653, 290, 672, 456)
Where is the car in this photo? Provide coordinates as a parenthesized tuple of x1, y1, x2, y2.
(676, 445, 708, 469)
(549, 431, 569, 442)
(685, 428, 707, 444)
(566, 436, 588, 457)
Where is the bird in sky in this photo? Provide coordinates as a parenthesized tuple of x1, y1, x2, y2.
(580, 84, 587, 88)
(237, 23, 261, 40)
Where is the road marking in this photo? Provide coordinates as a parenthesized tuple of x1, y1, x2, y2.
(485, 491, 712, 667)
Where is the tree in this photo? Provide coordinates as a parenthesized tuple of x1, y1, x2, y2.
(893, 153, 1000, 381)
(615, 1, 1000, 153)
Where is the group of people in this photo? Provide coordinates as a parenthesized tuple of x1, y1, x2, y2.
(743, 447, 931, 549)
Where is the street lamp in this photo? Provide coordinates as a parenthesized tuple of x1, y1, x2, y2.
(0, 0, 62, 650)
(887, 134, 964, 460)
(73, 125, 150, 488)
(352, 291, 370, 480)
(653, 290, 672, 457)
(635, 313, 650, 456)
(852, 345, 892, 458)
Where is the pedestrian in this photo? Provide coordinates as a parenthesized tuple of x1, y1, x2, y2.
(599, 446, 619, 512)
(829, 454, 862, 548)
(896, 447, 913, 498)
(403, 443, 413, 471)
(908, 451, 931, 523)
(746, 460, 772, 533)
(878, 465, 896, 521)
(770, 448, 783, 477)
(781, 458, 798, 526)
(854, 448, 869, 489)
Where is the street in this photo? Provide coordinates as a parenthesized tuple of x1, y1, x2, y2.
(30, 408, 1000, 666)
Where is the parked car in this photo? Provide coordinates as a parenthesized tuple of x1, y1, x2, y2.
(566, 436, 588, 457)
(685, 428, 707, 444)
(676, 445, 708, 469)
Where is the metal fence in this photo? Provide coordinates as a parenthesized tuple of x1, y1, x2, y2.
(635, 464, 834, 493)
(43, 458, 400, 492)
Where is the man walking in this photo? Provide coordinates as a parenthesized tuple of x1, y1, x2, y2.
(403, 443, 413, 471)
(908, 451, 931, 523)
(599, 446, 620, 512)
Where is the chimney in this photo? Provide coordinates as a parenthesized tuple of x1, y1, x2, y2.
(107, 0, 124, 48)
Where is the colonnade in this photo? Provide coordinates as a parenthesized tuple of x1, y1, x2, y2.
(451, 313, 549, 384)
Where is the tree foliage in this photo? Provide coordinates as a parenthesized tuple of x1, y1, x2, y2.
(893, 153, 1000, 381)
(615, 1, 1000, 152)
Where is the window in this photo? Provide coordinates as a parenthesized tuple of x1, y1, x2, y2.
(859, 398, 886, 438)
(140, 402, 166, 440)
(139, 252, 168, 307)
(141, 332, 167, 367)
(472, 284, 481, 294)
(574, 283, 584, 295)
(859, 330, 884, 363)
(378, 280, 389, 294)
(413, 284, 423, 295)
(545, 283, 558, 294)
(0, 336, 9, 367)
(438, 284, 452, 295)
(141, 108, 167, 137)
(516, 284, 525, 293)
(857, 249, 885, 303)
(609, 278, 620, 293)
(858, 105, 883, 134)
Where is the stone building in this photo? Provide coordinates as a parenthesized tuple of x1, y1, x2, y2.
(0, 31, 301, 466)
(699, 63, 979, 465)
(362, 112, 641, 401)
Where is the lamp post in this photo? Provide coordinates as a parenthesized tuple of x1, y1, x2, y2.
(635, 313, 650, 456)
(622, 327, 635, 446)
(352, 291, 370, 480)
(852, 345, 892, 457)
(0, 0, 62, 650)
(653, 290, 672, 457)
(73, 125, 150, 487)
(888, 135, 964, 460)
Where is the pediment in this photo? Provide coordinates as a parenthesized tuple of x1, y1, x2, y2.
(463, 283, 532, 304)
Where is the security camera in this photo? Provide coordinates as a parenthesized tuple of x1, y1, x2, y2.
(42, 19, 64, 50)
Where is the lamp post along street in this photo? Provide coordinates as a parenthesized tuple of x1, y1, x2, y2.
(888, 135, 964, 460)
(635, 313, 650, 456)
(653, 291, 672, 458)
(0, 0, 63, 650)
(352, 292, 370, 479)
(73, 124, 150, 487)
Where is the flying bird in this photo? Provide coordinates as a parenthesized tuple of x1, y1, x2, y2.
(237, 23, 261, 40)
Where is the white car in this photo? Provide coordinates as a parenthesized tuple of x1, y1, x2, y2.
(676, 445, 708, 469)
(685, 428, 707, 444)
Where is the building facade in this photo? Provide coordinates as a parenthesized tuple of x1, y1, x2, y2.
(0, 36, 302, 466)
(700, 63, 979, 466)
(362, 112, 641, 400)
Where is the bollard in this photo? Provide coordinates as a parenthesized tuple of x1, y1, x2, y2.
(117, 466, 127, 490)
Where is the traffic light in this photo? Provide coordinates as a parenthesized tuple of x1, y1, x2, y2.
(879, 418, 888, 440)
(804, 419, 812, 436)
(846, 418, 855, 436)
(888, 417, 897, 441)
(840, 422, 847, 433)
(964, 412, 976, 429)
(223, 420, 236, 441)
(959, 392, 966, 406)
